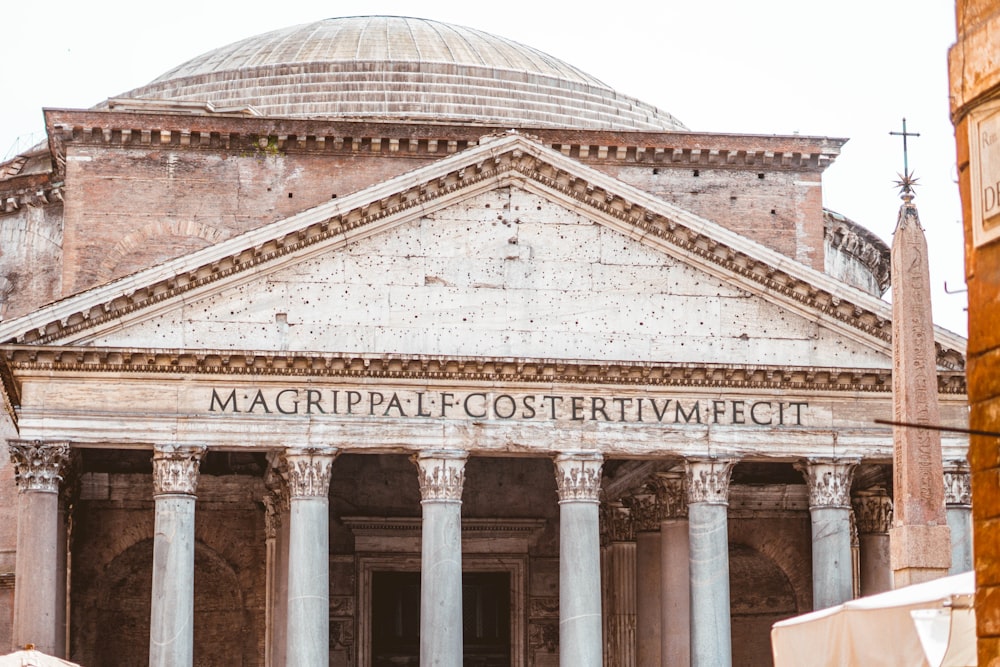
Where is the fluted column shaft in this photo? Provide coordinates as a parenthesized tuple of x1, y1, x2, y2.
(601, 501, 635, 667)
(8, 440, 71, 656)
(414, 450, 468, 667)
(945, 464, 973, 574)
(149, 444, 206, 667)
(284, 447, 337, 667)
(798, 459, 857, 609)
(554, 452, 604, 667)
(686, 459, 734, 667)
(264, 461, 291, 667)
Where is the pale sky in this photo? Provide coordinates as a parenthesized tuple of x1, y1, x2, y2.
(0, 1, 967, 335)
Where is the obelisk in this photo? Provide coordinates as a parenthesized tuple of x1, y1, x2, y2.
(888, 163, 952, 587)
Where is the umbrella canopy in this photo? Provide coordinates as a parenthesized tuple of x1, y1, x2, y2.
(0, 649, 81, 667)
(771, 571, 976, 667)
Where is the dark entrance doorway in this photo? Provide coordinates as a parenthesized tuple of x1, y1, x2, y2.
(371, 571, 511, 666)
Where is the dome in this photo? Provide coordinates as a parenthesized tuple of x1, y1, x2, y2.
(115, 16, 686, 131)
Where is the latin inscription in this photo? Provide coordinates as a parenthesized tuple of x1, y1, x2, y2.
(970, 102, 1000, 246)
(208, 388, 809, 426)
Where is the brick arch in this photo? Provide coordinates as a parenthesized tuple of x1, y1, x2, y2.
(96, 220, 230, 282)
(728, 517, 812, 613)
(71, 538, 254, 666)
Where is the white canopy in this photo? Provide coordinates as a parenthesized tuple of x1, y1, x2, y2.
(0, 649, 81, 667)
(771, 571, 976, 667)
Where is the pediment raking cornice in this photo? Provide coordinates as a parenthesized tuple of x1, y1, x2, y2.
(0, 132, 966, 370)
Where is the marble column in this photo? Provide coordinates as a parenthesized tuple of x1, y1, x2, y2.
(264, 460, 291, 667)
(413, 450, 468, 667)
(284, 447, 337, 667)
(685, 458, 734, 667)
(149, 444, 206, 667)
(852, 489, 893, 596)
(798, 458, 857, 609)
(601, 501, 636, 667)
(654, 472, 690, 667)
(8, 440, 71, 656)
(944, 462, 973, 574)
(554, 452, 604, 667)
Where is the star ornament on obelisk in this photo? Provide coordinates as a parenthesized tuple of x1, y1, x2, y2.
(887, 118, 952, 587)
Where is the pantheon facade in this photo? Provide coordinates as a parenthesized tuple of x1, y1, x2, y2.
(0, 16, 971, 667)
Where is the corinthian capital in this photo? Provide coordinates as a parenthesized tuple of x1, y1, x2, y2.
(152, 445, 207, 496)
(796, 458, 858, 509)
(685, 459, 735, 505)
(944, 461, 971, 507)
(651, 472, 688, 520)
(8, 440, 71, 493)
(283, 447, 338, 498)
(554, 452, 603, 502)
(852, 490, 893, 534)
(413, 450, 468, 501)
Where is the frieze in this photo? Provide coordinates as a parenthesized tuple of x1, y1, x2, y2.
(0, 133, 965, 373)
(282, 447, 337, 498)
(686, 459, 735, 505)
(413, 451, 467, 501)
(7, 440, 71, 493)
(152, 445, 206, 496)
(797, 459, 858, 509)
(554, 453, 603, 502)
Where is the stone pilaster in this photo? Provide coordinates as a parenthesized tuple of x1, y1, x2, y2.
(283, 447, 337, 667)
(685, 459, 734, 667)
(601, 501, 635, 667)
(852, 489, 893, 596)
(8, 440, 71, 656)
(413, 450, 468, 667)
(654, 472, 689, 667)
(264, 458, 291, 667)
(624, 491, 660, 666)
(149, 444, 206, 667)
(945, 461, 973, 574)
(554, 452, 603, 667)
(797, 458, 857, 609)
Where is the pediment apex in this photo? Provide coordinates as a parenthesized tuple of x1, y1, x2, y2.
(0, 131, 966, 369)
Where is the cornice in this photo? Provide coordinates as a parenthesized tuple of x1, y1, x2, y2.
(823, 209, 891, 294)
(0, 345, 968, 394)
(44, 108, 843, 172)
(0, 132, 965, 372)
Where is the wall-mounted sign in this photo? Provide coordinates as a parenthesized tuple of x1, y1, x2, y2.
(969, 99, 1000, 247)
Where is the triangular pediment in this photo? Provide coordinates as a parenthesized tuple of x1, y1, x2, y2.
(0, 132, 966, 372)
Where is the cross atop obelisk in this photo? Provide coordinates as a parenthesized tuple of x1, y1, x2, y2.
(887, 117, 951, 587)
(890, 118, 921, 196)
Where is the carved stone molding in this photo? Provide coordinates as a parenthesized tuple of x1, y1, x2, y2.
(554, 452, 603, 502)
(852, 490, 893, 534)
(824, 210, 892, 294)
(283, 447, 338, 498)
(685, 459, 735, 505)
(796, 458, 858, 509)
(601, 501, 634, 543)
(152, 444, 206, 496)
(413, 450, 467, 502)
(622, 492, 659, 533)
(944, 461, 971, 507)
(7, 440, 71, 493)
(263, 457, 290, 539)
(651, 472, 688, 519)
